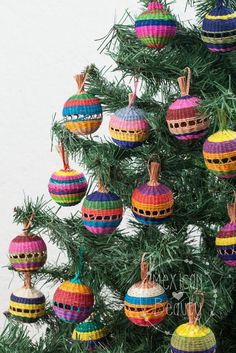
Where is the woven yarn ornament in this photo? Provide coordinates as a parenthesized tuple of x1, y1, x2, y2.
(171, 302, 216, 353)
(9, 233, 47, 272)
(216, 194, 236, 266)
(132, 161, 174, 225)
(8, 273, 46, 323)
(82, 181, 123, 235)
(48, 144, 88, 206)
(201, 0, 236, 53)
(124, 255, 168, 326)
(166, 68, 209, 141)
(53, 273, 94, 323)
(109, 92, 149, 149)
(203, 128, 236, 179)
(71, 319, 109, 351)
(63, 72, 103, 135)
(135, 1, 177, 49)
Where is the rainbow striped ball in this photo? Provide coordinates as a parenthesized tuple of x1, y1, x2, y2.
(109, 105, 149, 149)
(132, 182, 174, 225)
(63, 92, 103, 135)
(82, 191, 123, 235)
(124, 280, 168, 326)
(135, 1, 177, 49)
(9, 287, 46, 323)
(203, 129, 236, 179)
(201, 3, 236, 53)
(166, 96, 209, 141)
(48, 169, 88, 206)
(171, 323, 216, 353)
(9, 234, 47, 272)
(53, 277, 94, 323)
(72, 320, 109, 351)
(216, 222, 236, 266)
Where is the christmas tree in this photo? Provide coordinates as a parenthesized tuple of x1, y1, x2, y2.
(2, 0, 236, 352)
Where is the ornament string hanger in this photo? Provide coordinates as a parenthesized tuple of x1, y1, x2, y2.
(74, 247, 85, 281)
(129, 77, 139, 107)
(22, 212, 35, 236)
(140, 253, 150, 283)
(57, 142, 70, 171)
(97, 175, 108, 193)
(186, 291, 205, 325)
(227, 191, 236, 224)
(23, 271, 32, 289)
(147, 161, 161, 187)
(216, 0, 228, 8)
(177, 67, 191, 97)
(74, 65, 91, 95)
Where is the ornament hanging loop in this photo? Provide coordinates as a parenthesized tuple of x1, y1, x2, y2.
(22, 212, 35, 235)
(227, 191, 236, 224)
(140, 253, 149, 282)
(97, 176, 108, 193)
(57, 142, 70, 171)
(147, 161, 160, 186)
(177, 67, 191, 97)
(129, 77, 139, 107)
(74, 65, 90, 94)
(186, 291, 205, 325)
(216, 0, 226, 8)
(23, 272, 32, 289)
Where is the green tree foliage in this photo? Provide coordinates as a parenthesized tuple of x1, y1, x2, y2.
(2, 0, 236, 352)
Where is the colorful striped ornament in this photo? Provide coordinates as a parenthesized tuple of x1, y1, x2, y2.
(171, 303, 216, 353)
(9, 233, 47, 272)
(109, 93, 149, 149)
(53, 275, 94, 323)
(203, 129, 236, 179)
(72, 319, 109, 351)
(48, 169, 88, 206)
(135, 1, 177, 49)
(166, 68, 209, 141)
(9, 287, 46, 323)
(132, 162, 174, 225)
(82, 184, 123, 235)
(63, 73, 103, 135)
(216, 196, 236, 266)
(124, 255, 168, 326)
(201, 0, 236, 53)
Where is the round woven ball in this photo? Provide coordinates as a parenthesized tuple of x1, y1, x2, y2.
(132, 182, 174, 225)
(9, 233, 47, 272)
(82, 190, 123, 235)
(9, 287, 46, 323)
(166, 96, 209, 141)
(48, 169, 88, 206)
(216, 222, 236, 266)
(63, 92, 103, 135)
(201, 1, 236, 53)
(109, 104, 149, 149)
(53, 276, 94, 323)
(72, 320, 109, 351)
(171, 323, 216, 353)
(135, 1, 176, 49)
(203, 129, 236, 179)
(124, 280, 168, 326)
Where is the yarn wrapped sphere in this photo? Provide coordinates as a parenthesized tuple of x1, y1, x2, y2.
(135, 1, 177, 49)
(132, 163, 174, 225)
(71, 320, 109, 351)
(63, 92, 103, 135)
(124, 280, 168, 326)
(201, 2, 236, 53)
(216, 222, 236, 266)
(166, 96, 209, 141)
(82, 190, 123, 235)
(171, 322, 216, 353)
(48, 169, 88, 206)
(9, 287, 46, 323)
(53, 276, 94, 323)
(9, 234, 47, 272)
(203, 129, 236, 179)
(109, 100, 149, 149)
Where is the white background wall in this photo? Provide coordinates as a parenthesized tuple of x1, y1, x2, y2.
(0, 0, 195, 332)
